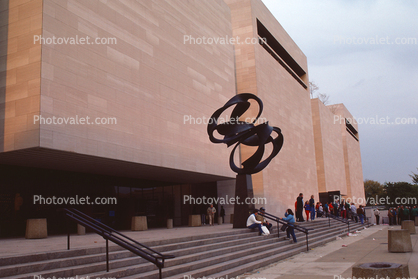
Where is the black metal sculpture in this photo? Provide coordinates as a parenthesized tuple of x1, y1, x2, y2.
(208, 93, 283, 174)
(207, 93, 284, 228)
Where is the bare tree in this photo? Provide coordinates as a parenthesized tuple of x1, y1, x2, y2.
(411, 168, 418, 184)
(309, 81, 330, 105)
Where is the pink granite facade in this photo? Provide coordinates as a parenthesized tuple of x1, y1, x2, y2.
(0, 0, 365, 228)
(311, 98, 347, 195)
(328, 103, 365, 202)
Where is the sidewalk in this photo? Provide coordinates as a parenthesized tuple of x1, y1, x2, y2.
(241, 225, 418, 279)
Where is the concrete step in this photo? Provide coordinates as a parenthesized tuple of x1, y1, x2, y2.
(0, 219, 368, 279)
(135, 227, 354, 279)
(87, 221, 361, 279)
(207, 224, 370, 279)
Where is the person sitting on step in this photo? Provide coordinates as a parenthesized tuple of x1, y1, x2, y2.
(246, 209, 264, 235)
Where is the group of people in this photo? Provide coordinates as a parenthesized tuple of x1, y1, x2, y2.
(295, 194, 367, 225)
(246, 207, 297, 243)
(296, 193, 323, 222)
(387, 205, 418, 225)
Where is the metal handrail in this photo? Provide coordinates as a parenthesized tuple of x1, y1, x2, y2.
(261, 211, 312, 251)
(63, 208, 174, 279)
(327, 213, 352, 233)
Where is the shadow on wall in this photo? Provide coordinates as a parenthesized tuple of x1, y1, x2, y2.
(0, 1, 9, 152)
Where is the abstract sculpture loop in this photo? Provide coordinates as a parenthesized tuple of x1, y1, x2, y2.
(207, 93, 284, 174)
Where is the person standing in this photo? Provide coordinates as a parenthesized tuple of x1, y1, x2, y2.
(304, 201, 310, 221)
(374, 208, 380, 225)
(324, 202, 329, 217)
(357, 205, 364, 225)
(317, 203, 324, 218)
(309, 195, 315, 221)
(397, 206, 403, 225)
(350, 203, 357, 223)
(388, 208, 394, 226)
(345, 201, 351, 219)
(207, 204, 216, 226)
(296, 193, 304, 222)
(328, 202, 334, 218)
(220, 205, 225, 224)
(340, 200, 347, 219)
(333, 199, 339, 216)
(412, 206, 418, 223)
(200, 204, 207, 225)
(402, 206, 410, 221)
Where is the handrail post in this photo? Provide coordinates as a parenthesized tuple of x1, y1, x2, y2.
(67, 217, 70, 250)
(306, 232, 309, 251)
(329, 216, 331, 227)
(106, 239, 109, 272)
(159, 266, 162, 279)
(277, 220, 280, 238)
(348, 221, 350, 233)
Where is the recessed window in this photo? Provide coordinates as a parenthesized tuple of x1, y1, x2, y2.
(257, 19, 307, 88)
(345, 119, 359, 141)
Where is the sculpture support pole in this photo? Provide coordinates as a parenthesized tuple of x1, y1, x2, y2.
(233, 174, 255, 228)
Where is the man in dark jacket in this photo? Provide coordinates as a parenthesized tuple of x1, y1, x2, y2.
(296, 193, 304, 222)
(403, 206, 410, 221)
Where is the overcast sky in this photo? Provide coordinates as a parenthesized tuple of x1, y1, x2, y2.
(261, 0, 418, 184)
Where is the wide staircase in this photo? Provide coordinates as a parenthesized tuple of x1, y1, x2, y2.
(0, 218, 369, 279)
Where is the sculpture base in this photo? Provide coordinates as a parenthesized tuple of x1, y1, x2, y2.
(233, 174, 255, 228)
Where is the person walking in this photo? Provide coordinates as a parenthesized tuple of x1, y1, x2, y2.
(207, 204, 216, 226)
(280, 209, 297, 243)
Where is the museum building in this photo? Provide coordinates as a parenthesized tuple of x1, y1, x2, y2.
(0, 0, 365, 237)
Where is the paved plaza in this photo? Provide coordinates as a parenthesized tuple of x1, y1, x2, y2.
(242, 225, 418, 279)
